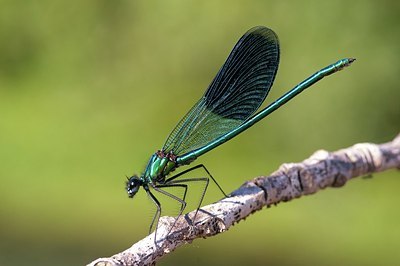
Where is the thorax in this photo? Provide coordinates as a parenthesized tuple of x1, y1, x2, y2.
(142, 150, 177, 183)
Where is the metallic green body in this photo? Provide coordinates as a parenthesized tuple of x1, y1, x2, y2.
(142, 58, 354, 183)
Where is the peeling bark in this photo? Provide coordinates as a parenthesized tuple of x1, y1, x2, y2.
(88, 134, 400, 266)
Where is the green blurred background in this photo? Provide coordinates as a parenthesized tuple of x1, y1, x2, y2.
(1, 1, 399, 265)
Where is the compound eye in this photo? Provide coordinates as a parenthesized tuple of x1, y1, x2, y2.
(126, 176, 141, 198)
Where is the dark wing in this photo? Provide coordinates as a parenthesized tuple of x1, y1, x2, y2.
(163, 26, 280, 156)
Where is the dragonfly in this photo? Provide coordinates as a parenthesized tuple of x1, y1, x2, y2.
(126, 26, 355, 241)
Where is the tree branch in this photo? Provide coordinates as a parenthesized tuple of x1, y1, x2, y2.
(88, 134, 400, 266)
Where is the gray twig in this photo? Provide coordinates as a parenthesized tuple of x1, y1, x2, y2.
(88, 134, 400, 266)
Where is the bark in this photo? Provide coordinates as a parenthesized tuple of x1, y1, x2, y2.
(88, 134, 400, 266)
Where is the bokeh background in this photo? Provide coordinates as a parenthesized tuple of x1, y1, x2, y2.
(1, 1, 399, 265)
